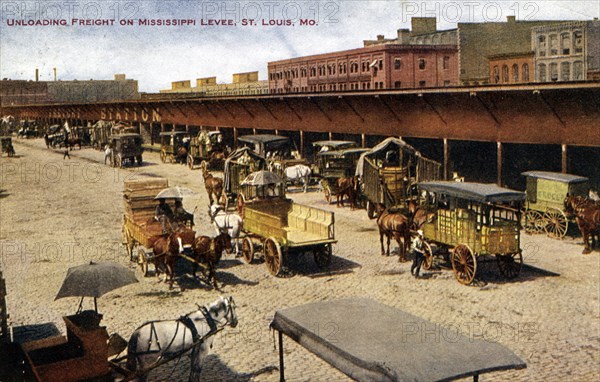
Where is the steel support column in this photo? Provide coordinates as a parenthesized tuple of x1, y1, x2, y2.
(443, 138, 449, 181)
(362, 133, 366, 148)
(300, 130, 304, 157)
(562, 144, 568, 173)
(233, 127, 238, 148)
(497, 142, 503, 186)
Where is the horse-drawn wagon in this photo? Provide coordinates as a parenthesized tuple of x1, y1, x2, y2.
(236, 170, 337, 276)
(187, 130, 227, 170)
(356, 137, 441, 218)
(521, 171, 589, 238)
(223, 147, 268, 210)
(0, 136, 15, 157)
(121, 178, 195, 277)
(317, 147, 369, 204)
(109, 133, 144, 167)
(90, 120, 112, 149)
(159, 131, 189, 163)
(418, 181, 525, 285)
(237, 134, 308, 177)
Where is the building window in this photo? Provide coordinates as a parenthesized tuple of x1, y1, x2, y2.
(561, 32, 571, 55)
(378, 59, 383, 70)
(374, 82, 379, 89)
(350, 62, 358, 73)
(418, 58, 426, 70)
(394, 58, 401, 70)
(394, 81, 401, 88)
(573, 61, 584, 80)
(443, 56, 450, 70)
(512, 64, 519, 82)
(493, 66, 500, 83)
(310, 66, 316, 77)
(538, 35, 547, 57)
(522, 63, 529, 82)
(502, 65, 509, 83)
(574, 31, 583, 53)
(419, 80, 426, 87)
(549, 34, 558, 55)
(550, 62, 558, 81)
(379, 82, 384, 89)
(367, 82, 371, 89)
(561, 62, 570, 81)
(538, 63, 547, 82)
(373, 67, 378, 76)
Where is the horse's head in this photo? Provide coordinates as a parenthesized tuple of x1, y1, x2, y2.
(209, 204, 224, 222)
(203, 296, 238, 328)
(374, 203, 386, 216)
(564, 194, 577, 216)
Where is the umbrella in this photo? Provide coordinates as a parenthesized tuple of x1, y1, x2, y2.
(55, 261, 138, 313)
(154, 186, 197, 199)
(241, 170, 283, 186)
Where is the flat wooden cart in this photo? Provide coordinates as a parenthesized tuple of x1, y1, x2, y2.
(271, 298, 527, 382)
(237, 171, 337, 276)
(21, 311, 111, 382)
(356, 137, 441, 218)
(521, 171, 589, 238)
(121, 178, 194, 276)
(418, 181, 525, 285)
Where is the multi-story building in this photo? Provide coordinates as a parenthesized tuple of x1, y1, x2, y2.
(160, 71, 269, 96)
(532, 20, 600, 82)
(0, 74, 139, 106)
(268, 43, 458, 93)
(488, 52, 534, 84)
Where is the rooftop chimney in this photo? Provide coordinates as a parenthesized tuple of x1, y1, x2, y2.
(35, 68, 39, 82)
(377, 34, 385, 41)
(53, 67, 57, 81)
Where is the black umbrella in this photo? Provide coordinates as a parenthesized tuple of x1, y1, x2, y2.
(55, 261, 138, 313)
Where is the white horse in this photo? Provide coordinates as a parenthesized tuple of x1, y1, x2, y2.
(126, 296, 238, 382)
(281, 164, 312, 193)
(208, 204, 243, 255)
(104, 145, 113, 165)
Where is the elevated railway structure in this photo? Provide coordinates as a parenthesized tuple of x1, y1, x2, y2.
(2, 82, 599, 187)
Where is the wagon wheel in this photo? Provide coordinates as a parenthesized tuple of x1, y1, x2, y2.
(314, 244, 332, 269)
(366, 200, 376, 219)
(264, 238, 283, 276)
(522, 210, 545, 234)
(496, 251, 523, 279)
(422, 241, 434, 270)
(160, 149, 167, 163)
(543, 208, 568, 238)
(451, 244, 477, 285)
(137, 248, 150, 277)
(136, 155, 143, 166)
(241, 237, 254, 264)
(187, 154, 195, 170)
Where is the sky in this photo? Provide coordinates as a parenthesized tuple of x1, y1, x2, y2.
(1, 0, 598, 92)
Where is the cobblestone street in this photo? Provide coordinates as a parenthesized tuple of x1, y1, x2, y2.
(1, 140, 599, 381)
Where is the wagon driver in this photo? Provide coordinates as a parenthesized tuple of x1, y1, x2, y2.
(173, 198, 194, 227)
(410, 230, 426, 278)
(155, 198, 174, 234)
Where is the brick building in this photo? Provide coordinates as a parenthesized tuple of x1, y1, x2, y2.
(0, 74, 139, 106)
(488, 52, 534, 84)
(268, 44, 458, 93)
(532, 20, 600, 82)
(160, 71, 269, 96)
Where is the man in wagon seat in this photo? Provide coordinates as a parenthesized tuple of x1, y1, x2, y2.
(173, 199, 194, 227)
(155, 198, 174, 234)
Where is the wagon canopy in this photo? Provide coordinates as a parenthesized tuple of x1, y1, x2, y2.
(355, 137, 419, 178)
(224, 147, 267, 193)
(241, 170, 284, 186)
(313, 140, 358, 151)
(419, 181, 525, 203)
(237, 134, 293, 156)
(521, 171, 588, 184)
(317, 147, 370, 158)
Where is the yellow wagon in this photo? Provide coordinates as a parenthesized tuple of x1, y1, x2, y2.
(418, 182, 525, 285)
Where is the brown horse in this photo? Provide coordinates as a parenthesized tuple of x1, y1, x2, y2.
(408, 200, 435, 230)
(191, 232, 232, 288)
(565, 195, 600, 254)
(149, 227, 196, 288)
(335, 176, 359, 210)
(201, 161, 224, 205)
(176, 146, 188, 164)
(375, 203, 412, 261)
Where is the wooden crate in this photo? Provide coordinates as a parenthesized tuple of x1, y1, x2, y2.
(124, 178, 168, 192)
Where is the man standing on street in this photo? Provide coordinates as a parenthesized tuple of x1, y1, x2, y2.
(410, 230, 426, 278)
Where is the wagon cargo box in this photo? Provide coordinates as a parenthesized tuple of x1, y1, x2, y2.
(124, 178, 168, 192)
